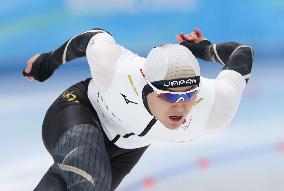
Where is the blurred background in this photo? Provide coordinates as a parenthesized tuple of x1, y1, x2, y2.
(0, 0, 284, 190)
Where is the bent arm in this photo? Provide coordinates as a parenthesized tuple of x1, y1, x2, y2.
(23, 28, 110, 82)
(181, 40, 254, 83)
(180, 31, 254, 130)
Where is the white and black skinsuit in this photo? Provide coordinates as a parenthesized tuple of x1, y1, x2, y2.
(24, 28, 253, 191)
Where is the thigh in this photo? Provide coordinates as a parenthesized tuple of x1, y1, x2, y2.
(40, 79, 112, 190)
(42, 78, 97, 152)
(52, 124, 112, 191)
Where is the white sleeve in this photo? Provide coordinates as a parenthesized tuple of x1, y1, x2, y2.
(86, 32, 123, 92)
(204, 70, 246, 131)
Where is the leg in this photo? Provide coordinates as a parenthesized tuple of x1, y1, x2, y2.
(52, 124, 112, 191)
(102, 132, 149, 190)
(35, 79, 112, 190)
(35, 125, 112, 191)
(111, 146, 148, 190)
(34, 165, 67, 191)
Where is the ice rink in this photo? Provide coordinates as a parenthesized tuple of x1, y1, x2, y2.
(1, 0, 283, 190)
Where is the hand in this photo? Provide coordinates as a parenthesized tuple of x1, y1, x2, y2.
(176, 28, 207, 44)
(23, 54, 40, 81)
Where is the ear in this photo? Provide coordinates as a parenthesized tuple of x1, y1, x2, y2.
(142, 90, 153, 115)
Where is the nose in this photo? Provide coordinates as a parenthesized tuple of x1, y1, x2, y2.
(171, 99, 186, 111)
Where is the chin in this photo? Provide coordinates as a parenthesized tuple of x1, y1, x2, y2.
(163, 122, 180, 130)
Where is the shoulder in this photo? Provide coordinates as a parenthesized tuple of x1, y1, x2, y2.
(86, 32, 139, 61)
(86, 32, 142, 92)
(88, 32, 115, 46)
(204, 70, 246, 131)
(87, 32, 117, 55)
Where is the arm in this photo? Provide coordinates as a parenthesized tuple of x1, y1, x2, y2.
(23, 28, 110, 82)
(178, 28, 254, 130)
(178, 28, 254, 83)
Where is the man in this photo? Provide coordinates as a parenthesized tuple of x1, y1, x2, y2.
(23, 28, 253, 191)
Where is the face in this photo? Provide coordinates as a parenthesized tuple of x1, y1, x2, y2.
(147, 86, 198, 130)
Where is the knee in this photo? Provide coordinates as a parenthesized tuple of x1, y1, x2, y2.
(62, 165, 112, 191)
(51, 124, 112, 191)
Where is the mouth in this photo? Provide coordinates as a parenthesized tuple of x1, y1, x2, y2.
(169, 115, 183, 123)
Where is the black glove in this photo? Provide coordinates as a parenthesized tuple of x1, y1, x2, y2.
(22, 52, 59, 82)
(180, 40, 212, 61)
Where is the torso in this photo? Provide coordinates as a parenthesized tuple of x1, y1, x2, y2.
(87, 47, 216, 149)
